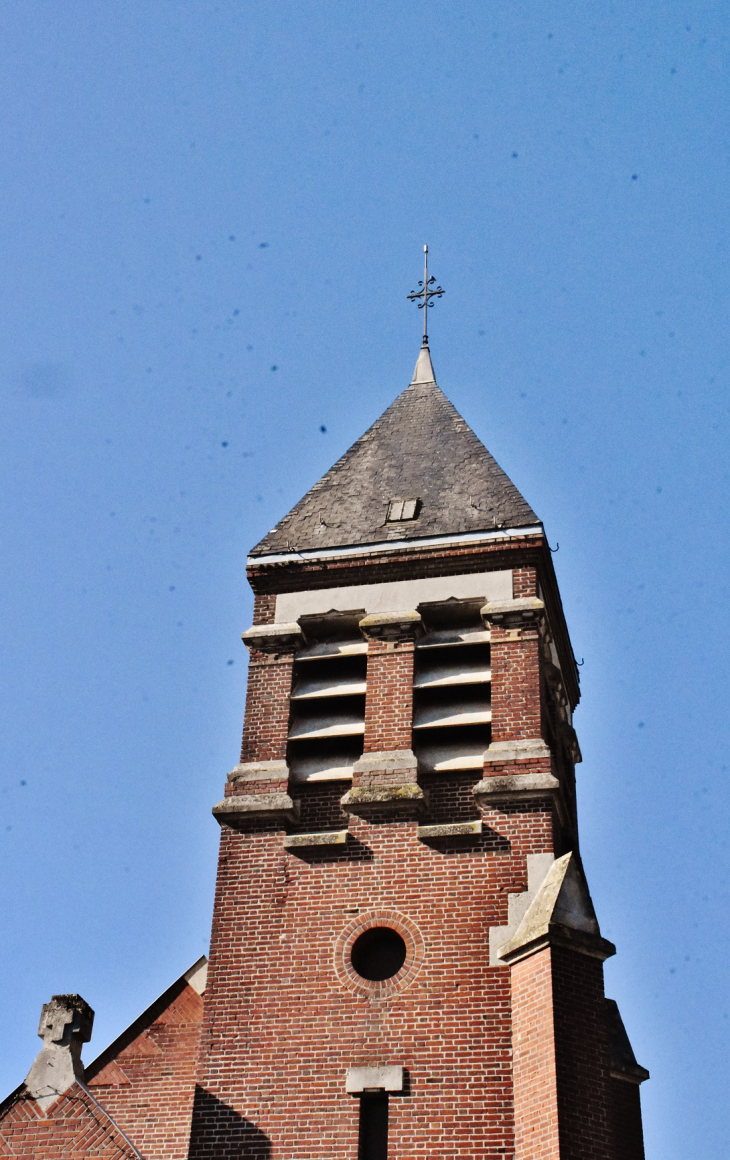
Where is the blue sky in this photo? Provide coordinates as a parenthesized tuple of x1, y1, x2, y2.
(1, 2, 728, 1154)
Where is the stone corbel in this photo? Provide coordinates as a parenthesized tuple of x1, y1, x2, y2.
(341, 783, 428, 818)
(240, 622, 304, 652)
(480, 597, 545, 630)
(557, 719, 582, 764)
(358, 610, 423, 642)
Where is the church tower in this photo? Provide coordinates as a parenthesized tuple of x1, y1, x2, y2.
(190, 321, 649, 1156)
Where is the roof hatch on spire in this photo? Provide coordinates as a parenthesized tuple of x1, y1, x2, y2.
(251, 349, 539, 557)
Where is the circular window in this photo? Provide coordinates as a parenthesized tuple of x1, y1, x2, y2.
(350, 927, 407, 981)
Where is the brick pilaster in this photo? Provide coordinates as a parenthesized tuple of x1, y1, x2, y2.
(212, 622, 303, 830)
(240, 650, 296, 764)
(341, 611, 426, 817)
(358, 610, 422, 760)
(489, 618, 543, 744)
(510, 944, 614, 1160)
(513, 565, 538, 599)
(362, 640, 416, 755)
(238, 622, 303, 767)
(511, 947, 561, 1160)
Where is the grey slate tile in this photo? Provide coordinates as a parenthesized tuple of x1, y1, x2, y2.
(251, 378, 539, 556)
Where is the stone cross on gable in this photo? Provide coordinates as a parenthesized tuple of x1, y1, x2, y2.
(25, 994, 94, 1110)
(37, 994, 94, 1048)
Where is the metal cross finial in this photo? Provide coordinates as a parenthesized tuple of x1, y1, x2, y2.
(407, 244, 445, 347)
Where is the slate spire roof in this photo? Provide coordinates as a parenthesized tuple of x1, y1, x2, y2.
(251, 345, 539, 556)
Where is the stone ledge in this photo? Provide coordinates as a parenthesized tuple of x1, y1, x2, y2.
(212, 793, 298, 828)
(483, 738, 552, 764)
(610, 1065, 651, 1085)
(340, 783, 428, 818)
(417, 820, 482, 840)
(240, 622, 304, 651)
(499, 925, 617, 964)
(474, 770, 560, 802)
(283, 830, 348, 849)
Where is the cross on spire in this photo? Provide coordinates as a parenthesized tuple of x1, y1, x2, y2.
(407, 244, 445, 347)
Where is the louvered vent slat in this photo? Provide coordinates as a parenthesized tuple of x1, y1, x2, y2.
(288, 638, 366, 783)
(413, 621, 491, 773)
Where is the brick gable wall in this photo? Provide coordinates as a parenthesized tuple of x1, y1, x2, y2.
(85, 982, 204, 1160)
(0, 1084, 141, 1159)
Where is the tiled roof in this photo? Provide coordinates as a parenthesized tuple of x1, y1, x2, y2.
(251, 359, 539, 556)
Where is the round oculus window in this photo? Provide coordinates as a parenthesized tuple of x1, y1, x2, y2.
(350, 927, 407, 982)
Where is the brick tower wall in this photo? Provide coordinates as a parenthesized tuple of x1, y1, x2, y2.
(191, 805, 556, 1160)
(194, 539, 641, 1159)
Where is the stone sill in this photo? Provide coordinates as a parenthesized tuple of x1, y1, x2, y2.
(283, 830, 348, 850)
(417, 820, 482, 840)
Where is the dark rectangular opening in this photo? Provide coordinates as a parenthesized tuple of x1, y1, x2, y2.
(358, 1093, 388, 1160)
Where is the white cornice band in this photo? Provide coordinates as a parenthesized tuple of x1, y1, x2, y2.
(247, 524, 544, 568)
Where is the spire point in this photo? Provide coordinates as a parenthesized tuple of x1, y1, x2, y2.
(411, 343, 437, 385)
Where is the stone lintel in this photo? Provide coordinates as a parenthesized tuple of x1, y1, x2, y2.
(241, 622, 304, 652)
(481, 597, 545, 628)
(359, 610, 423, 641)
(227, 760, 290, 785)
(212, 793, 299, 828)
(346, 1065, 404, 1094)
(417, 820, 482, 840)
(283, 830, 348, 849)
